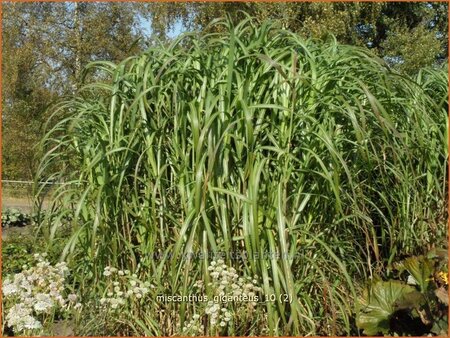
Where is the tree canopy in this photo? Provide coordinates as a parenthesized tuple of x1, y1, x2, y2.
(147, 2, 448, 73)
(2, 2, 145, 179)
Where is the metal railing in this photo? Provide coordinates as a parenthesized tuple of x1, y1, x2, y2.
(2, 180, 64, 185)
(2, 180, 60, 200)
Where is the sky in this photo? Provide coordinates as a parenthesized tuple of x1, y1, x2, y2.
(138, 15, 185, 39)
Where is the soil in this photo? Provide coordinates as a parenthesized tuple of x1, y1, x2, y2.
(1, 196, 48, 212)
(1, 225, 34, 241)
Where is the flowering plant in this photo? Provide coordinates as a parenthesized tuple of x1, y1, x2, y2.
(2, 253, 81, 335)
(72, 265, 155, 335)
(181, 259, 263, 336)
(99, 266, 152, 310)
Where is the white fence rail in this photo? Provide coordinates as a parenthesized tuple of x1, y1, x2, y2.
(2, 180, 64, 185)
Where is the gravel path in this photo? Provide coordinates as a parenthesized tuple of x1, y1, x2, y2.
(2, 196, 49, 212)
(2, 196, 35, 212)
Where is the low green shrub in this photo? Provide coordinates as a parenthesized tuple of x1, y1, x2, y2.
(2, 235, 36, 276)
(356, 249, 448, 336)
(2, 209, 31, 228)
(2, 230, 69, 277)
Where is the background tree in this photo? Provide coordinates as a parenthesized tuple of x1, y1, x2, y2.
(2, 2, 145, 180)
(146, 2, 448, 72)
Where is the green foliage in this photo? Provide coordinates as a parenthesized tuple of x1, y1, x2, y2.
(2, 235, 36, 276)
(381, 23, 442, 74)
(2, 219, 70, 277)
(397, 256, 434, 293)
(1, 209, 31, 228)
(3, 3, 448, 181)
(357, 251, 448, 336)
(2, 2, 147, 180)
(147, 2, 448, 73)
(356, 280, 422, 335)
(35, 17, 447, 335)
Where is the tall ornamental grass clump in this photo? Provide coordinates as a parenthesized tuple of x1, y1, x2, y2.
(35, 16, 448, 335)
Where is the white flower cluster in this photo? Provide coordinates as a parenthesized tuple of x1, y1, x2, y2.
(99, 266, 152, 310)
(182, 313, 204, 336)
(182, 260, 261, 335)
(2, 253, 80, 334)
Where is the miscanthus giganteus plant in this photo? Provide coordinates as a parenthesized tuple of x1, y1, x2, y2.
(34, 14, 447, 335)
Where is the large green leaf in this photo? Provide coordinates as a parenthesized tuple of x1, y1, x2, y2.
(404, 256, 434, 293)
(395, 255, 434, 292)
(356, 280, 423, 335)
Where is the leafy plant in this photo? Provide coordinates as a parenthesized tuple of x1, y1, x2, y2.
(183, 260, 265, 336)
(2, 236, 36, 276)
(2, 209, 31, 228)
(356, 250, 448, 336)
(356, 280, 423, 335)
(2, 254, 81, 336)
(2, 231, 70, 277)
(34, 15, 447, 335)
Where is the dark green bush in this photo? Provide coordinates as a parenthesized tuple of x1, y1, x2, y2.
(1, 208, 31, 228)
